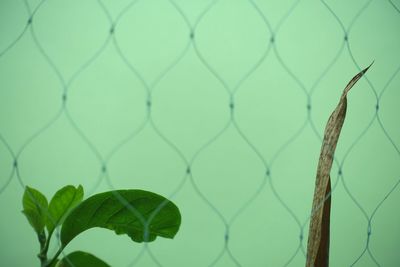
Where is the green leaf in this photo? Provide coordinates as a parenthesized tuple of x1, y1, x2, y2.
(48, 259, 59, 267)
(60, 189, 181, 247)
(55, 251, 110, 267)
(22, 186, 48, 234)
(47, 185, 84, 234)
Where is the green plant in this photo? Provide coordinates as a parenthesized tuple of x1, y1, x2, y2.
(22, 185, 181, 267)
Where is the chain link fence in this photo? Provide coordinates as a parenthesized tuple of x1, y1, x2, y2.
(0, 0, 399, 266)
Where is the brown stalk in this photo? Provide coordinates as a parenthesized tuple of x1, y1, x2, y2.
(306, 63, 373, 267)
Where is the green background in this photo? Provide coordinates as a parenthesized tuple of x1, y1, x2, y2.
(0, 0, 399, 266)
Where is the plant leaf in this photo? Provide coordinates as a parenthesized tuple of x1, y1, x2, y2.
(55, 251, 110, 267)
(47, 185, 84, 234)
(60, 189, 181, 247)
(306, 63, 372, 267)
(48, 259, 59, 267)
(22, 186, 48, 234)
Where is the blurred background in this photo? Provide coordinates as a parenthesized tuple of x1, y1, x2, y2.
(0, 0, 399, 266)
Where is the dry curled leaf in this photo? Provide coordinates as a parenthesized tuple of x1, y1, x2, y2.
(306, 63, 373, 267)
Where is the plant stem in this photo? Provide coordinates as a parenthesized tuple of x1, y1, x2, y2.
(37, 230, 47, 267)
(41, 229, 54, 259)
(45, 246, 63, 267)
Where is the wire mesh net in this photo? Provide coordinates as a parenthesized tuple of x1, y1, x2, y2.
(0, 0, 399, 266)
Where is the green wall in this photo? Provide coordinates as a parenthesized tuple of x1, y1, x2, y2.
(1, 0, 399, 266)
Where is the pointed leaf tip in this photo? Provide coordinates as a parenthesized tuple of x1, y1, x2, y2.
(343, 63, 374, 96)
(362, 61, 374, 74)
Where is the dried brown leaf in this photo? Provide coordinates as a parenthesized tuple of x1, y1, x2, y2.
(306, 63, 373, 267)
